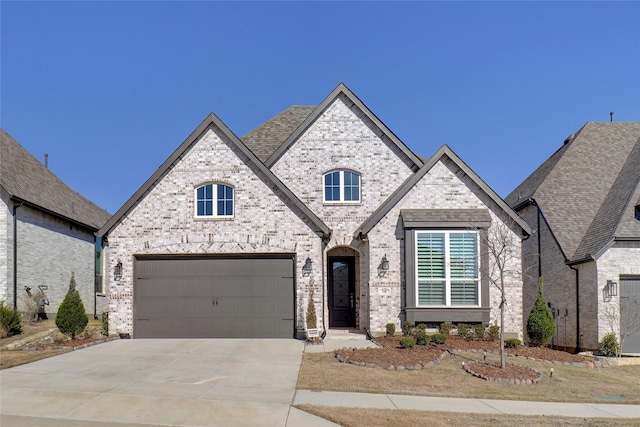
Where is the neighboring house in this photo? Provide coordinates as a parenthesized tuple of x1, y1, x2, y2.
(0, 129, 111, 318)
(99, 83, 530, 339)
(506, 122, 640, 353)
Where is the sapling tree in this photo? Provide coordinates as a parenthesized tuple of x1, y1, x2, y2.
(56, 272, 88, 339)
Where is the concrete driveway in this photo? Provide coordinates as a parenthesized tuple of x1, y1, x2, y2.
(0, 339, 327, 427)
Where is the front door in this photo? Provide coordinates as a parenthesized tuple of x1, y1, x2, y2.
(328, 256, 355, 328)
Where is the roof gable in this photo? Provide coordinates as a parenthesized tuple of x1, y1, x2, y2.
(355, 144, 531, 238)
(99, 113, 331, 239)
(507, 122, 640, 262)
(0, 128, 111, 230)
(242, 106, 315, 162)
(265, 83, 424, 170)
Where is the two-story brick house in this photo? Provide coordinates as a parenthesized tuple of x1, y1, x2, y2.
(99, 83, 530, 339)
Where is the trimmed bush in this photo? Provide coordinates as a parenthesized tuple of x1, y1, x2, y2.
(457, 323, 473, 340)
(56, 273, 88, 339)
(438, 322, 452, 336)
(431, 333, 447, 344)
(101, 311, 109, 336)
(474, 324, 486, 340)
(0, 301, 22, 337)
(385, 322, 396, 336)
(505, 338, 522, 348)
(487, 325, 500, 341)
(400, 337, 415, 348)
(402, 321, 413, 336)
(600, 332, 620, 357)
(306, 288, 317, 330)
(415, 330, 428, 346)
(527, 289, 555, 346)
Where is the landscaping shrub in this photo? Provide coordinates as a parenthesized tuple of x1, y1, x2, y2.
(527, 289, 555, 346)
(438, 322, 452, 336)
(402, 321, 413, 336)
(400, 337, 415, 348)
(505, 338, 522, 348)
(487, 325, 500, 341)
(56, 273, 88, 339)
(306, 288, 317, 330)
(385, 322, 396, 336)
(101, 311, 109, 336)
(0, 301, 22, 337)
(414, 329, 428, 346)
(457, 323, 473, 340)
(599, 332, 620, 357)
(474, 324, 486, 340)
(431, 333, 447, 344)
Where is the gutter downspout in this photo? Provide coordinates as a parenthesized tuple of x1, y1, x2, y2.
(568, 264, 581, 353)
(321, 239, 327, 338)
(12, 201, 23, 309)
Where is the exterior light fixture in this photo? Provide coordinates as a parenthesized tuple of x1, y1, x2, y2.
(381, 254, 389, 271)
(114, 261, 122, 281)
(302, 257, 313, 276)
(605, 280, 618, 298)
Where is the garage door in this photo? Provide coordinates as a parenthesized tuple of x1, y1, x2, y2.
(133, 256, 295, 338)
(620, 277, 640, 354)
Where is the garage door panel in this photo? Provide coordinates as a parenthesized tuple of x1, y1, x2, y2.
(134, 257, 295, 338)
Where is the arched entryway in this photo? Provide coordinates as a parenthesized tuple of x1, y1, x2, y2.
(326, 246, 360, 329)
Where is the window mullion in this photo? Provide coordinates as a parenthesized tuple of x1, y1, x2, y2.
(445, 231, 451, 306)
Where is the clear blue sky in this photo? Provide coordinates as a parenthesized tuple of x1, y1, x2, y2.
(2, 1, 639, 215)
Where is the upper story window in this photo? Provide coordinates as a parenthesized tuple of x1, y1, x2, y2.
(195, 183, 234, 218)
(416, 231, 479, 307)
(324, 170, 360, 203)
(635, 204, 640, 220)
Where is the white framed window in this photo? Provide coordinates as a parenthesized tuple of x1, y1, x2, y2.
(195, 183, 234, 218)
(415, 231, 479, 307)
(323, 170, 360, 203)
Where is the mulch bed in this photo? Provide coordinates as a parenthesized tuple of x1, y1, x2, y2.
(334, 335, 595, 382)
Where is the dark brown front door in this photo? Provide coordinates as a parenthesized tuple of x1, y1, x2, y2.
(328, 256, 355, 328)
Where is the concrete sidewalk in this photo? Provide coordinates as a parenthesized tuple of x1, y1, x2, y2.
(293, 390, 640, 419)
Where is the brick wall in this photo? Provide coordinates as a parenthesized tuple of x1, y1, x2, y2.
(105, 126, 322, 335)
(1, 193, 11, 303)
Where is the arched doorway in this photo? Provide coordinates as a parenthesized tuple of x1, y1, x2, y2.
(327, 246, 359, 329)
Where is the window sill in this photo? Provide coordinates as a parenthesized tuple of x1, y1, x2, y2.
(323, 202, 362, 206)
(194, 216, 235, 221)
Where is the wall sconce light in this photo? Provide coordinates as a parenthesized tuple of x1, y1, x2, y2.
(114, 261, 122, 281)
(302, 257, 313, 277)
(604, 280, 618, 300)
(378, 254, 390, 277)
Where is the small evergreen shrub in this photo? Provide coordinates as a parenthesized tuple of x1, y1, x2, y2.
(101, 311, 109, 336)
(487, 325, 500, 341)
(505, 338, 522, 348)
(474, 324, 486, 340)
(438, 322, 452, 336)
(414, 329, 428, 346)
(457, 323, 473, 340)
(431, 333, 447, 344)
(0, 301, 22, 337)
(400, 337, 415, 348)
(306, 288, 317, 330)
(527, 289, 555, 347)
(402, 321, 414, 336)
(599, 332, 620, 357)
(385, 322, 396, 336)
(56, 273, 88, 339)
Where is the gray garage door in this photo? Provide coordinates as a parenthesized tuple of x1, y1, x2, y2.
(134, 256, 295, 338)
(620, 277, 640, 354)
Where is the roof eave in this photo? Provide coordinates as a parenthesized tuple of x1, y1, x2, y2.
(11, 196, 102, 232)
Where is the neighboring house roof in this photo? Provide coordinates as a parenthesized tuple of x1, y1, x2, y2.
(355, 144, 532, 238)
(506, 122, 640, 263)
(264, 82, 425, 170)
(98, 113, 331, 239)
(0, 128, 111, 231)
(242, 105, 316, 163)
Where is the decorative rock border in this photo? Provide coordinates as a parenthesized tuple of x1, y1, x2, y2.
(23, 336, 119, 351)
(448, 348, 595, 369)
(463, 362, 543, 384)
(334, 347, 448, 371)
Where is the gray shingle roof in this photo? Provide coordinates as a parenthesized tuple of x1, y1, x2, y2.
(1, 128, 111, 230)
(506, 122, 640, 263)
(242, 106, 316, 162)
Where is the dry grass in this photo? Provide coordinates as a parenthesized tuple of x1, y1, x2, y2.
(296, 405, 640, 427)
(0, 349, 70, 369)
(297, 351, 640, 404)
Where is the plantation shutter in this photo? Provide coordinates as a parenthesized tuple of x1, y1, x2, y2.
(417, 233, 445, 305)
(450, 233, 478, 305)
